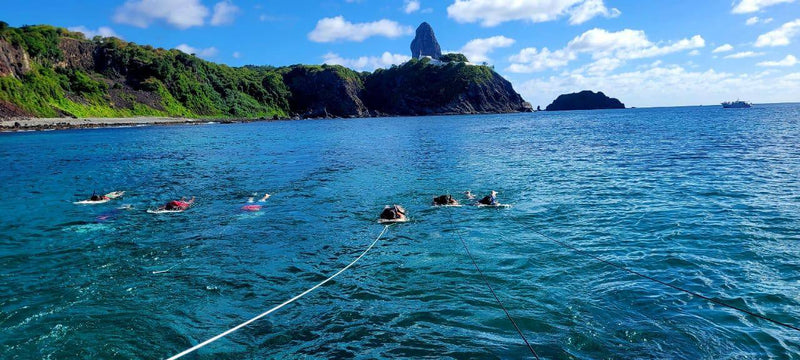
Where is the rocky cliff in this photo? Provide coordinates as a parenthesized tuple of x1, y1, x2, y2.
(410, 22, 442, 59)
(0, 22, 530, 120)
(545, 90, 625, 111)
(364, 59, 530, 115)
(281, 65, 368, 118)
(0, 39, 30, 77)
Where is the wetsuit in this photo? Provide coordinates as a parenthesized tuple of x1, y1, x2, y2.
(479, 195, 497, 205)
(380, 206, 404, 220)
(165, 200, 190, 211)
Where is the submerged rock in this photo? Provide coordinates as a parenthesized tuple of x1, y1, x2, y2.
(410, 22, 442, 60)
(545, 90, 625, 111)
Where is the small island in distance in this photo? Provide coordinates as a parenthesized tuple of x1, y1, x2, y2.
(545, 90, 625, 111)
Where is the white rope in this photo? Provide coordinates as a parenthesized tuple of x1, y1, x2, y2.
(166, 225, 392, 360)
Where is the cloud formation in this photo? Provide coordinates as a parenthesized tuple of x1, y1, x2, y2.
(757, 54, 798, 66)
(322, 52, 410, 70)
(517, 65, 800, 108)
(68, 26, 120, 39)
(746, 16, 773, 25)
(210, 1, 240, 26)
(457, 36, 515, 63)
(732, 0, 795, 14)
(755, 19, 800, 47)
(507, 28, 704, 73)
(447, 0, 620, 27)
(404, 0, 421, 14)
(724, 51, 765, 59)
(175, 44, 219, 58)
(113, 0, 210, 29)
(308, 16, 412, 42)
(712, 44, 734, 53)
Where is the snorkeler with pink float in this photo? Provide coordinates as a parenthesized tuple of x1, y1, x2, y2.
(241, 193, 271, 211)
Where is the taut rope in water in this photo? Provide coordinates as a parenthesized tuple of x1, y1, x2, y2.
(166, 225, 393, 360)
(444, 207, 540, 359)
(531, 229, 800, 333)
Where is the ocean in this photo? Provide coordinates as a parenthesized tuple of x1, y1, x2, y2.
(1, 104, 798, 359)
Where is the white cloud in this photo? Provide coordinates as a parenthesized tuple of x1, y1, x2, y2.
(755, 19, 800, 47)
(746, 16, 773, 25)
(210, 1, 240, 26)
(757, 54, 798, 66)
(507, 47, 576, 73)
(68, 26, 120, 39)
(446, 0, 620, 27)
(457, 36, 515, 63)
(689, 49, 700, 56)
(322, 51, 411, 71)
(175, 44, 218, 58)
(516, 64, 800, 108)
(507, 28, 705, 73)
(404, 0, 421, 14)
(575, 57, 625, 75)
(232, 51, 242, 59)
(732, 0, 795, 14)
(713, 44, 734, 53)
(113, 0, 209, 29)
(724, 51, 765, 58)
(568, 0, 621, 25)
(308, 16, 412, 42)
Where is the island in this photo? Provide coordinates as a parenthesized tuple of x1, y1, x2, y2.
(545, 90, 625, 111)
(0, 22, 531, 129)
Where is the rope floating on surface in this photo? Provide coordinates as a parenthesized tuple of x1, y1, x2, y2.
(166, 225, 392, 360)
(531, 229, 800, 333)
(444, 207, 540, 359)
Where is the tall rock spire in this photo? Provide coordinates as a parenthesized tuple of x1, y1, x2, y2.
(410, 22, 442, 60)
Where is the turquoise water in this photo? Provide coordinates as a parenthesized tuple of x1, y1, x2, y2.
(1, 105, 799, 359)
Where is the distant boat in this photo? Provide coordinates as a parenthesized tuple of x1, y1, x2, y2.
(722, 100, 752, 108)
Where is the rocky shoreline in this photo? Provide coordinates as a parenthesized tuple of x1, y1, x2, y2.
(0, 109, 527, 132)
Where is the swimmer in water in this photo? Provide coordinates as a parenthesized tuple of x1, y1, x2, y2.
(477, 191, 498, 206)
(380, 205, 407, 222)
(242, 193, 270, 211)
(247, 193, 271, 203)
(432, 194, 460, 206)
(464, 190, 476, 200)
(158, 197, 195, 212)
(77, 191, 125, 203)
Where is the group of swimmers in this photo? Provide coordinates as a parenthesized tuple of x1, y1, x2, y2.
(78, 189, 500, 220)
(76, 192, 270, 213)
(379, 190, 502, 223)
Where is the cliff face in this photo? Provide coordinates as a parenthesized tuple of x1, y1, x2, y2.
(546, 90, 625, 111)
(0, 39, 30, 77)
(0, 23, 531, 120)
(281, 66, 368, 118)
(364, 59, 530, 115)
(410, 22, 442, 59)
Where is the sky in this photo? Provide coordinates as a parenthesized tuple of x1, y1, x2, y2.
(3, 0, 800, 107)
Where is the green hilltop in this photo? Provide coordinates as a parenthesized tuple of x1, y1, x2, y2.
(0, 22, 530, 119)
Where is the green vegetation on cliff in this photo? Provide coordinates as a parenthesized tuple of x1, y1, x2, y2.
(0, 23, 290, 118)
(0, 23, 528, 119)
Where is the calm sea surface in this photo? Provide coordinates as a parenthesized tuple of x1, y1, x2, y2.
(1, 105, 799, 359)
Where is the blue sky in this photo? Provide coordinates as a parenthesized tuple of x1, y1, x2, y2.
(3, 0, 800, 107)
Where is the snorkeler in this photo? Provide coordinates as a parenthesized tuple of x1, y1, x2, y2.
(432, 194, 460, 206)
(477, 191, 498, 206)
(242, 193, 270, 211)
(379, 205, 407, 222)
(159, 197, 195, 212)
(464, 190, 476, 200)
(75, 191, 125, 204)
(247, 193, 271, 203)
